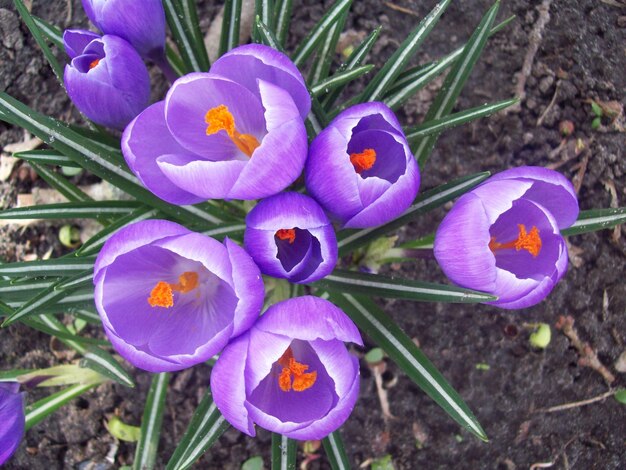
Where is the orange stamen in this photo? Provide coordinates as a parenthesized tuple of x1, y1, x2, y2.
(350, 148, 377, 174)
(489, 224, 542, 257)
(147, 271, 200, 308)
(276, 347, 317, 392)
(204, 104, 260, 157)
(275, 228, 296, 244)
(89, 58, 100, 70)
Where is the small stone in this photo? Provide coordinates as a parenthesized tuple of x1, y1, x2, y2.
(523, 132, 534, 144)
(539, 75, 555, 94)
(618, 16, 626, 28)
(615, 350, 626, 373)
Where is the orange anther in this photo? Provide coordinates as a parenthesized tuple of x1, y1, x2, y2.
(89, 59, 100, 70)
(489, 224, 542, 257)
(276, 347, 317, 392)
(172, 271, 199, 293)
(204, 104, 260, 157)
(350, 148, 377, 174)
(292, 371, 317, 392)
(148, 281, 174, 308)
(275, 228, 296, 244)
(278, 367, 292, 392)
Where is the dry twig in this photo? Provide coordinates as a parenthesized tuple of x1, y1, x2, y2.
(536, 389, 618, 413)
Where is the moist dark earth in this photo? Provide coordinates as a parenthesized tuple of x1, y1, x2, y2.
(1, 0, 625, 468)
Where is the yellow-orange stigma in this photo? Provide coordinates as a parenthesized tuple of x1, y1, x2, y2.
(275, 228, 296, 244)
(204, 104, 260, 157)
(89, 59, 100, 70)
(277, 347, 317, 392)
(147, 271, 200, 308)
(489, 224, 542, 257)
(350, 148, 377, 174)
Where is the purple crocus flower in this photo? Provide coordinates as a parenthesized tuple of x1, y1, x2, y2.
(0, 382, 25, 465)
(81, 0, 166, 61)
(305, 102, 420, 228)
(211, 296, 362, 440)
(93, 220, 264, 372)
(123, 45, 309, 203)
(64, 30, 150, 130)
(244, 192, 337, 284)
(434, 166, 579, 309)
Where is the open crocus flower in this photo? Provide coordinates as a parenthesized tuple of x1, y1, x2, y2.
(123, 45, 309, 203)
(434, 166, 579, 309)
(0, 382, 25, 465)
(305, 102, 420, 228)
(211, 296, 362, 440)
(81, 0, 166, 61)
(93, 220, 264, 372)
(63, 30, 150, 130)
(244, 192, 337, 283)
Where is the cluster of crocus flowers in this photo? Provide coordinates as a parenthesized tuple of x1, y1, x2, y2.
(434, 167, 579, 309)
(0, 382, 25, 465)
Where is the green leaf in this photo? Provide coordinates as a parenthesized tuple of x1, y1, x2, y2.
(107, 416, 142, 442)
(0, 369, 31, 381)
(314, 269, 495, 303)
(28, 162, 94, 208)
(134, 373, 170, 470)
(80, 346, 135, 388)
(273, 0, 293, 46)
(330, 293, 487, 441)
(17, 364, 104, 388)
(337, 172, 490, 255)
(16, 149, 80, 168)
(311, 65, 374, 98)
(591, 101, 603, 117)
(371, 455, 395, 470)
(358, 0, 452, 103)
(405, 98, 518, 143)
(614, 389, 626, 405)
(163, 0, 210, 73)
(308, 10, 348, 86)
(20, 316, 108, 348)
(220, 0, 243, 56)
(0, 201, 142, 220)
(253, 0, 275, 42)
(271, 433, 297, 470)
(32, 15, 63, 48)
(322, 431, 350, 470)
(414, 2, 501, 167)
(25, 382, 99, 430)
(399, 233, 434, 250)
(202, 223, 246, 242)
(365, 348, 385, 364)
(242, 456, 265, 470)
(291, 0, 353, 68)
(561, 207, 626, 236)
(166, 392, 229, 470)
(0, 257, 94, 278)
(0, 278, 58, 301)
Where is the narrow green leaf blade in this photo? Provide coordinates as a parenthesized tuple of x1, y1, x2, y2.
(322, 431, 350, 470)
(80, 346, 134, 388)
(271, 433, 297, 470)
(308, 10, 348, 86)
(220, 0, 243, 56)
(561, 207, 626, 236)
(338, 172, 490, 255)
(180, 0, 211, 69)
(253, 0, 275, 42)
(28, 162, 94, 207)
(17, 149, 81, 168)
(163, 0, 209, 72)
(0, 201, 141, 220)
(315, 269, 495, 303)
(0, 257, 94, 278)
(32, 15, 63, 49)
(311, 65, 374, 97)
(134, 373, 170, 470)
(166, 393, 229, 470)
(25, 383, 98, 430)
(202, 223, 246, 242)
(330, 293, 487, 441)
(273, 0, 293, 46)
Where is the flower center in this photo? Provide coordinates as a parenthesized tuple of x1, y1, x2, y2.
(275, 228, 296, 244)
(489, 224, 542, 257)
(204, 104, 260, 157)
(277, 346, 317, 392)
(147, 271, 200, 308)
(89, 59, 100, 70)
(350, 148, 377, 174)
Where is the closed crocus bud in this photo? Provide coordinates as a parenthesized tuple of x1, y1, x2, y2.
(81, 0, 166, 60)
(0, 382, 25, 465)
(122, 45, 309, 203)
(244, 192, 338, 284)
(93, 220, 265, 372)
(211, 296, 362, 440)
(306, 102, 420, 229)
(434, 167, 579, 309)
(63, 30, 150, 130)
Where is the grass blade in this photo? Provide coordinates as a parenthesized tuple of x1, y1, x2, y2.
(311, 65, 374, 98)
(314, 269, 496, 303)
(273, 0, 293, 46)
(25, 383, 99, 430)
(166, 393, 229, 470)
(27, 162, 94, 204)
(253, 0, 275, 42)
(163, 0, 209, 72)
(330, 293, 487, 441)
(358, 0, 452, 103)
(134, 373, 170, 470)
(220, 0, 243, 56)
(17, 149, 80, 168)
(80, 346, 134, 388)
(32, 15, 63, 48)
(271, 433, 297, 470)
(0, 257, 94, 278)
(322, 431, 350, 470)
(180, 0, 211, 69)
(414, 1, 501, 167)
(337, 172, 490, 255)
(561, 207, 626, 236)
(308, 10, 348, 86)
(0, 201, 142, 220)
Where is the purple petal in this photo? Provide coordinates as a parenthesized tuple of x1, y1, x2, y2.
(328, 101, 404, 138)
(470, 179, 534, 223)
(210, 333, 256, 436)
(210, 44, 311, 119)
(244, 329, 293, 394)
(434, 193, 497, 293)
(0, 385, 25, 465)
(243, 227, 288, 279)
(246, 192, 332, 231)
(255, 297, 363, 345)
(122, 101, 205, 205)
(63, 29, 100, 58)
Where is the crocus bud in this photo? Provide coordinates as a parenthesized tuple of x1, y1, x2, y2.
(63, 30, 151, 130)
(434, 167, 579, 309)
(244, 192, 338, 284)
(81, 0, 166, 60)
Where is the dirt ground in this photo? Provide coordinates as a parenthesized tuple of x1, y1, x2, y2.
(1, 0, 625, 468)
